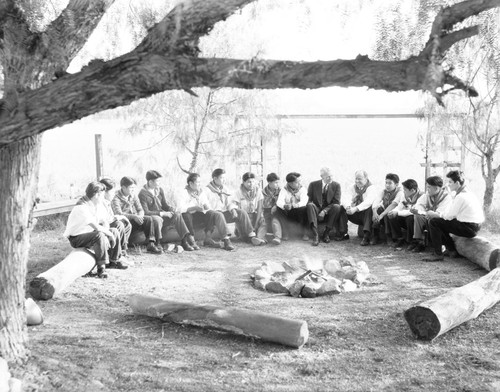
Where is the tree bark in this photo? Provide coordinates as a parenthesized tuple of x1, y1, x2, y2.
(483, 177, 495, 213)
(0, 135, 41, 362)
(404, 268, 500, 340)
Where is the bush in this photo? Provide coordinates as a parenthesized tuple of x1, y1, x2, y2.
(33, 213, 69, 232)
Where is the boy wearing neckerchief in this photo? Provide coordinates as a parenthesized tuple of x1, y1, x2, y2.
(423, 170, 484, 262)
(407, 175, 451, 253)
(232, 172, 267, 246)
(337, 170, 377, 245)
(275, 172, 308, 240)
(262, 173, 283, 245)
(371, 173, 404, 246)
(388, 179, 423, 248)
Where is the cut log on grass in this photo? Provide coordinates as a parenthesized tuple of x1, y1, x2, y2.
(452, 235, 500, 271)
(29, 248, 96, 300)
(129, 294, 308, 348)
(404, 268, 500, 340)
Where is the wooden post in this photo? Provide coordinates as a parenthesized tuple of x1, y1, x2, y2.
(129, 294, 309, 348)
(404, 268, 500, 340)
(424, 116, 431, 184)
(95, 134, 103, 179)
(29, 249, 96, 300)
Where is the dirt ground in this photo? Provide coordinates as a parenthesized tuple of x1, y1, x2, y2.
(15, 225, 500, 392)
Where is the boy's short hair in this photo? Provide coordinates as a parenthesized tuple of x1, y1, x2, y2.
(446, 170, 465, 185)
(146, 170, 162, 182)
(99, 177, 115, 191)
(402, 179, 418, 191)
(85, 181, 105, 199)
(285, 172, 301, 183)
(426, 176, 443, 187)
(120, 176, 136, 187)
(266, 173, 279, 182)
(187, 173, 200, 184)
(211, 168, 225, 179)
(242, 172, 256, 182)
(385, 173, 399, 184)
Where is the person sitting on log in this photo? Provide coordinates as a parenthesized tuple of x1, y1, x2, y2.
(112, 176, 163, 255)
(138, 170, 196, 252)
(205, 168, 256, 247)
(232, 172, 267, 246)
(180, 173, 234, 251)
(99, 177, 131, 266)
(63, 181, 119, 278)
(371, 173, 403, 246)
(387, 179, 423, 249)
(262, 172, 283, 245)
(306, 167, 342, 246)
(275, 172, 308, 241)
(337, 170, 377, 245)
(407, 175, 451, 253)
(423, 170, 484, 262)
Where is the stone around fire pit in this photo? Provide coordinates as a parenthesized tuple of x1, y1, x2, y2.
(251, 257, 370, 298)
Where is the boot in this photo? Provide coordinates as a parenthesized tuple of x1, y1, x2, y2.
(188, 234, 200, 250)
(322, 228, 331, 243)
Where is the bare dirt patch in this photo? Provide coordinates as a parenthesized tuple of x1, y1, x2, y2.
(16, 227, 500, 391)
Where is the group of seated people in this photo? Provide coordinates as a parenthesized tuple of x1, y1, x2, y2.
(63, 166, 485, 278)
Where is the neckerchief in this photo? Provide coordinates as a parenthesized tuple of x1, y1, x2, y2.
(285, 183, 302, 204)
(186, 185, 201, 203)
(426, 188, 448, 211)
(240, 184, 257, 212)
(262, 185, 280, 203)
(207, 181, 231, 203)
(382, 186, 400, 208)
(402, 189, 423, 208)
(455, 184, 467, 197)
(352, 180, 372, 206)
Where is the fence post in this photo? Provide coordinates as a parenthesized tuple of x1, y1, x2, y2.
(95, 134, 103, 180)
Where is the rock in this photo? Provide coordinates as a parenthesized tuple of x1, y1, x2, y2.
(26, 298, 43, 326)
(262, 261, 286, 274)
(166, 244, 176, 252)
(324, 259, 342, 275)
(8, 378, 22, 392)
(253, 278, 269, 290)
(288, 280, 306, 297)
(301, 282, 323, 298)
(0, 357, 10, 392)
(265, 281, 290, 294)
(175, 245, 184, 253)
(341, 279, 358, 292)
(340, 266, 357, 281)
(340, 256, 356, 267)
(317, 278, 342, 296)
(254, 268, 271, 281)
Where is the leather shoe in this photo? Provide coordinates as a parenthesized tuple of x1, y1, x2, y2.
(406, 242, 418, 252)
(312, 235, 319, 246)
(107, 261, 128, 270)
(187, 234, 200, 250)
(322, 230, 331, 243)
(271, 237, 281, 245)
(146, 243, 162, 254)
(360, 237, 370, 246)
(443, 249, 459, 258)
(223, 238, 235, 251)
(97, 266, 108, 279)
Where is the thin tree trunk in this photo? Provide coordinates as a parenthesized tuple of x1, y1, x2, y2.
(0, 135, 42, 361)
(483, 178, 494, 213)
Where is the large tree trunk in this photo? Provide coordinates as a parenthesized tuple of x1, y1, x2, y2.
(0, 135, 41, 361)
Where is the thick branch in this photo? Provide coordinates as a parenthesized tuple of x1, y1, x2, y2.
(435, 0, 500, 33)
(135, 0, 254, 55)
(0, 53, 469, 145)
(440, 25, 479, 52)
(42, 0, 116, 64)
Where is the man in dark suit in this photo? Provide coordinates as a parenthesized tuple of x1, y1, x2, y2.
(306, 167, 342, 246)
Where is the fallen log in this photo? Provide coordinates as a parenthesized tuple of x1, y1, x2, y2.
(452, 235, 500, 271)
(29, 248, 96, 300)
(404, 267, 500, 340)
(129, 294, 308, 348)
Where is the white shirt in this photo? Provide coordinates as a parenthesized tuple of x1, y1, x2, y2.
(63, 202, 99, 237)
(343, 184, 377, 212)
(277, 186, 308, 209)
(394, 191, 423, 217)
(205, 185, 236, 212)
(180, 188, 211, 213)
(442, 190, 484, 223)
(232, 186, 263, 214)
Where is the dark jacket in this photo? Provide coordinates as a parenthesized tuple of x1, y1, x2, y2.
(138, 186, 174, 216)
(307, 180, 341, 213)
(112, 189, 144, 219)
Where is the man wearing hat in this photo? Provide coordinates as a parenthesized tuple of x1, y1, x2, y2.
(138, 170, 197, 251)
